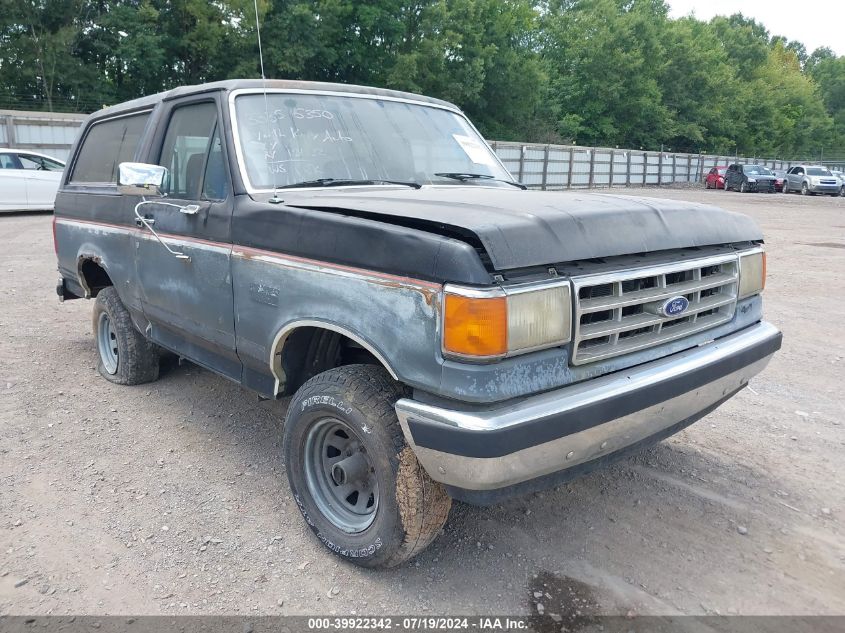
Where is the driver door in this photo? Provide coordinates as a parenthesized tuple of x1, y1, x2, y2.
(133, 99, 240, 380)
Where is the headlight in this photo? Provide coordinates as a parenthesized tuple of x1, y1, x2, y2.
(747, 178, 756, 183)
(443, 283, 571, 360)
(738, 250, 766, 299)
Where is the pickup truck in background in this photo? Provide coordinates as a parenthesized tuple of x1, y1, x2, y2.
(53, 80, 782, 568)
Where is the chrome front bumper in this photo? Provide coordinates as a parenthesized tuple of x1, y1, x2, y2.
(808, 183, 840, 193)
(395, 322, 781, 502)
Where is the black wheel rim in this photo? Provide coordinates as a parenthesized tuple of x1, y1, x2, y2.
(303, 417, 379, 533)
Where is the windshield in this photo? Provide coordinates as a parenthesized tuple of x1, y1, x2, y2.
(744, 165, 764, 174)
(807, 167, 832, 176)
(232, 92, 512, 190)
(717, 168, 726, 175)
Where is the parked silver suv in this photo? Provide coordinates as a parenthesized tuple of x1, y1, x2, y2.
(832, 170, 845, 196)
(783, 164, 841, 196)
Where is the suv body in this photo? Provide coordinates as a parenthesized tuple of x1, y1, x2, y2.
(53, 80, 781, 567)
(724, 163, 777, 193)
(783, 164, 841, 195)
(831, 170, 845, 196)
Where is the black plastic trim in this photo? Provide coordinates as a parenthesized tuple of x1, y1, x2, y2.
(408, 328, 782, 459)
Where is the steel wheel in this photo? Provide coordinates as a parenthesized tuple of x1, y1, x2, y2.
(97, 311, 119, 374)
(303, 417, 379, 534)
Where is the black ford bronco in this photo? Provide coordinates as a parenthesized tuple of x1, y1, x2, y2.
(54, 80, 782, 568)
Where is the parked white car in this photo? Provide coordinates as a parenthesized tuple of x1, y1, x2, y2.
(0, 149, 65, 212)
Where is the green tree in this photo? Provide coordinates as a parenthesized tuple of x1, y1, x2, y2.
(0, 0, 104, 111)
(807, 48, 845, 153)
(543, 0, 673, 148)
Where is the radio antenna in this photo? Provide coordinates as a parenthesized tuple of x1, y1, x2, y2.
(253, 0, 282, 203)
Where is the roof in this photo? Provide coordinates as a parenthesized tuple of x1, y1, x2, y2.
(0, 148, 66, 162)
(87, 79, 460, 123)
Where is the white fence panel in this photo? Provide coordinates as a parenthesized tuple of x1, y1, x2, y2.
(488, 140, 837, 190)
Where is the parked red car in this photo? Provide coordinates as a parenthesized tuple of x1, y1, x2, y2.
(705, 166, 727, 189)
(770, 169, 786, 192)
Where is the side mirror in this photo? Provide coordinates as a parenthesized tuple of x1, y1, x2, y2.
(118, 162, 168, 197)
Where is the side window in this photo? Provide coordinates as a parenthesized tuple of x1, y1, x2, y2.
(0, 153, 21, 169)
(18, 155, 43, 170)
(796, 168, 804, 175)
(71, 112, 150, 183)
(158, 102, 224, 200)
(41, 157, 65, 171)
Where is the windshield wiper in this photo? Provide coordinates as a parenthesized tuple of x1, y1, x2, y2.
(277, 178, 421, 190)
(434, 172, 527, 190)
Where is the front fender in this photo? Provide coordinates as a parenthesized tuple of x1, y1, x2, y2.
(230, 246, 444, 395)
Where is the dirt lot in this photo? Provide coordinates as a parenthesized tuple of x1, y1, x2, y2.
(0, 188, 843, 617)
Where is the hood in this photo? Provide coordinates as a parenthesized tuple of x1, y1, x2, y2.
(748, 174, 777, 181)
(279, 187, 763, 271)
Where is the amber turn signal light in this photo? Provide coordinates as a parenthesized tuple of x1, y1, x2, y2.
(443, 293, 508, 358)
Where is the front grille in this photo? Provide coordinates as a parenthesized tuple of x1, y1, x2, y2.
(571, 254, 739, 364)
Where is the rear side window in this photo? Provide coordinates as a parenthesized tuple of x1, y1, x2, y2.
(0, 153, 21, 169)
(70, 112, 150, 183)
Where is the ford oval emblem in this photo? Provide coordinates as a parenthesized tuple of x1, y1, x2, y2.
(661, 296, 690, 317)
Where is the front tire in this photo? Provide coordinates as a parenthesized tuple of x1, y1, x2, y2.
(801, 182, 811, 196)
(740, 180, 747, 193)
(92, 287, 159, 385)
(284, 365, 451, 568)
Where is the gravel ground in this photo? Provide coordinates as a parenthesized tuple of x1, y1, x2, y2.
(0, 187, 843, 617)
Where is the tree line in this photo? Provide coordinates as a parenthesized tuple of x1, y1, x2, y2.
(1, 0, 843, 159)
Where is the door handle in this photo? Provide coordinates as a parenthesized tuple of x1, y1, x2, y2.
(133, 200, 191, 262)
(135, 215, 155, 228)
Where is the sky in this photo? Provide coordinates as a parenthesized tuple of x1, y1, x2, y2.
(667, 0, 844, 56)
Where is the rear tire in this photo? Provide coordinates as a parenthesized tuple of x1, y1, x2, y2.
(92, 287, 160, 385)
(284, 365, 451, 568)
